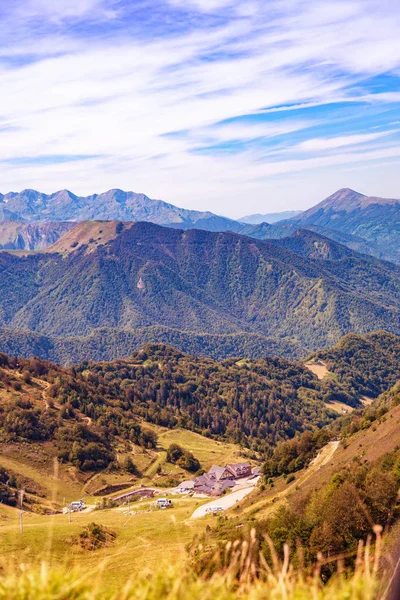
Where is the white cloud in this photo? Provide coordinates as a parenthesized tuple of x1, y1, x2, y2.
(0, 0, 399, 214)
(296, 131, 394, 152)
(12, 0, 115, 22)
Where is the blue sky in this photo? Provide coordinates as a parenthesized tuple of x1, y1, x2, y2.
(0, 0, 399, 217)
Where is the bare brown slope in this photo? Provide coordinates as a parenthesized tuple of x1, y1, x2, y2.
(45, 220, 135, 254)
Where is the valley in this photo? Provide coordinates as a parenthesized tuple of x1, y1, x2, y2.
(0, 186, 399, 599)
(2, 0, 400, 594)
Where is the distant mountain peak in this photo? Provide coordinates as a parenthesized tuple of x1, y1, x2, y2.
(321, 188, 399, 210)
(332, 187, 364, 196)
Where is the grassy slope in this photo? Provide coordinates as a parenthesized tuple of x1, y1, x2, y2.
(0, 427, 245, 588)
(84, 426, 250, 495)
(45, 221, 134, 255)
(235, 401, 400, 522)
(0, 495, 212, 588)
(0, 428, 247, 505)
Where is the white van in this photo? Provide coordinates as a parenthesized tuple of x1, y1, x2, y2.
(155, 498, 173, 509)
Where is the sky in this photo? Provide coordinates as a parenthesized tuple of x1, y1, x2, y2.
(0, 0, 399, 218)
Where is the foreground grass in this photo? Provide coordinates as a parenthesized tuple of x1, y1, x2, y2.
(0, 517, 387, 600)
(0, 559, 380, 600)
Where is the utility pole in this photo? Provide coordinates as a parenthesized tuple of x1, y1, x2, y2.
(19, 489, 25, 534)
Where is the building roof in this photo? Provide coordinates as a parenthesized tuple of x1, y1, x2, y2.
(208, 465, 227, 480)
(213, 480, 235, 492)
(194, 485, 214, 495)
(193, 474, 212, 487)
(226, 462, 251, 474)
(177, 480, 194, 489)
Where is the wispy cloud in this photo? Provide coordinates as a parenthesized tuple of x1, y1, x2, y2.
(296, 131, 396, 152)
(0, 0, 399, 214)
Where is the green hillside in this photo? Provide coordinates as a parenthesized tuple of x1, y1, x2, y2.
(0, 223, 400, 364)
(311, 331, 400, 397)
(1, 332, 399, 506)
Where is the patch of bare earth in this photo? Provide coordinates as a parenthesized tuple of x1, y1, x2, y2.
(304, 360, 330, 380)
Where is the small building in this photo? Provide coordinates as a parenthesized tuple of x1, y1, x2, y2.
(175, 480, 195, 494)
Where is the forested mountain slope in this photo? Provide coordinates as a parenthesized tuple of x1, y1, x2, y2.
(0, 344, 337, 474)
(2, 333, 398, 469)
(311, 330, 400, 398)
(242, 188, 400, 264)
(0, 326, 304, 366)
(0, 223, 399, 363)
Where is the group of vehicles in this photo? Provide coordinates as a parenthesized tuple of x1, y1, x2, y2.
(64, 496, 224, 515)
(205, 506, 224, 514)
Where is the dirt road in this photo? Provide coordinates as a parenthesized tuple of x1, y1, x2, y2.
(190, 482, 258, 519)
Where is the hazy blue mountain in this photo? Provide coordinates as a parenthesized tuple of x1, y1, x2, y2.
(0, 188, 242, 232)
(239, 210, 302, 224)
(0, 221, 75, 250)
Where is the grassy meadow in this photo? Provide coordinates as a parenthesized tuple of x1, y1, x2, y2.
(0, 495, 212, 589)
(0, 427, 248, 590)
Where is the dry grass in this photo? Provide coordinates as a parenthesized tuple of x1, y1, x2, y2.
(0, 495, 210, 588)
(45, 221, 135, 255)
(304, 360, 330, 380)
(0, 528, 384, 599)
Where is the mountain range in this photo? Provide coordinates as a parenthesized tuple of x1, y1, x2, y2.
(0, 220, 75, 251)
(0, 221, 399, 364)
(244, 188, 400, 263)
(0, 187, 398, 264)
(0, 188, 238, 232)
